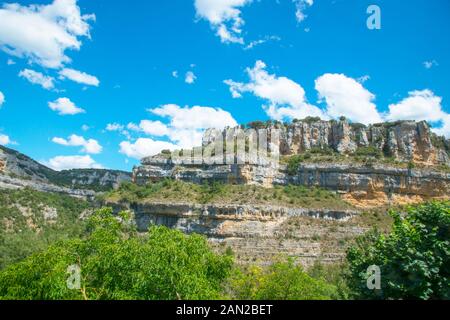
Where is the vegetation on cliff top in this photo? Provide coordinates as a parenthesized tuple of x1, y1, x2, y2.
(101, 179, 353, 210)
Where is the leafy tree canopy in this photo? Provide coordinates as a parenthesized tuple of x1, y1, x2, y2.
(227, 258, 337, 300)
(0, 208, 233, 300)
(347, 201, 450, 300)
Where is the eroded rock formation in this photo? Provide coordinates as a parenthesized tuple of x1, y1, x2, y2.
(203, 119, 449, 165)
(107, 201, 362, 266)
(134, 119, 450, 206)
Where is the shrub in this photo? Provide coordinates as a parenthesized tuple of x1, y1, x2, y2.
(227, 258, 337, 300)
(355, 146, 382, 159)
(287, 155, 304, 175)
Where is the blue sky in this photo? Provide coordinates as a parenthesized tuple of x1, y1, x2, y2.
(0, 0, 449, 171)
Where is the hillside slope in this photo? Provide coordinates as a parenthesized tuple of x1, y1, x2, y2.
(0, 145, 131, 193)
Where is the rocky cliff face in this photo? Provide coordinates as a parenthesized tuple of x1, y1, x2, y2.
(203, 119, 450, 165)
(107, 201, 363, 266)
(134, 120, 450, 207)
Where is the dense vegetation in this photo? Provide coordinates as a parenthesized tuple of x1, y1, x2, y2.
(0, 208, 335, 300)
(0, 188, 89, 269)
(0, 208, 234, 300)
(0, 185, 448, 300)
(101, 179, 352, 210)
(347, 201, 450, 299)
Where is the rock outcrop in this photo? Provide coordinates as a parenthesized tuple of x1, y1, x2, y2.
(107, 201, 363, 266)
(134, 119, 450, 205)
(202, 119, 449, 165)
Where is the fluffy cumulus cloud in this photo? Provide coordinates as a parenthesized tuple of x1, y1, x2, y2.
(0, 134, 11, 145)
(46, 155, 103, 171)
(0, 91, 4, 107)
(59, 68, 100, 86)
(0, 0, 95, 69)
(386, 90, 444, 123)
(293, 0, 314, 23)
(52, 134, 102, 154)
(19, 69, 55, 90)
(130, 120, 170, 137)
(386, 90, 450, 138)
(194, 0, 252, 44)
(225, 60, 450, 137)
(115, 104, 238, 159)
(150, 104, 237, 132)
(48, 97, 85, 115)
(315, 73, 383, 125)
(119, 138, 178, 160)
(225, 60, 326, 121)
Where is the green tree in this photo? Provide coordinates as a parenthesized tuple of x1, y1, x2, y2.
(0, 208, 233, 300)
(228, 258, 337, 300)
(346, 201, 450, 300)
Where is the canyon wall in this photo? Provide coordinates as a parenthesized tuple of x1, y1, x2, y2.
(134, 120, 450, 205)
(202, 119, 450, 165)
(107, 202, 363, 266)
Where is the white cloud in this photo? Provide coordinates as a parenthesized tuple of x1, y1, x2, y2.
(357, 75, 370, 83)
(293, 0, 314, 23)
(0, 134, 11, 145)
(132, 120, 170, 137)
(19, 69, 55, 90)
(48, 97, 85, 115)
(386, 90, 444, 123)
(194, 0, 252, 44)
(106, 123, 124, 132)
(423, 60, 438, 69)
(386, 90, 450, 138)
(46, 155, 103, 171)
(6, 58, 15, 65)
(433, 115, 450, 139)
(119, 138, 178, 160)
(81, 124, 90, 131)
(106, 123, 130, 139)
(59, 68, 99, 86)
(172, 71, 179, 78)
(149, 104, 238, 149)
(52, 134, 102, 154)
(315, 73, 383, 124)
(0, 91, 4, 107)
(0, 0, 95, 69)
(244, 35, 281, 50)
(112, 104, 238, 159)
(185, 71, 197, 84)
(150, 104, 237, 131)
(225, 60, 326, 121)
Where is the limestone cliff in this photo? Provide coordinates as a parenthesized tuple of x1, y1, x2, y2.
(203, 119, 450, 165)
(134, 119, 450, 206)
(107, 201, 364, 266)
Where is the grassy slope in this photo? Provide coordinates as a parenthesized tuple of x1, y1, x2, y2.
(101, 180, 354, 210)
